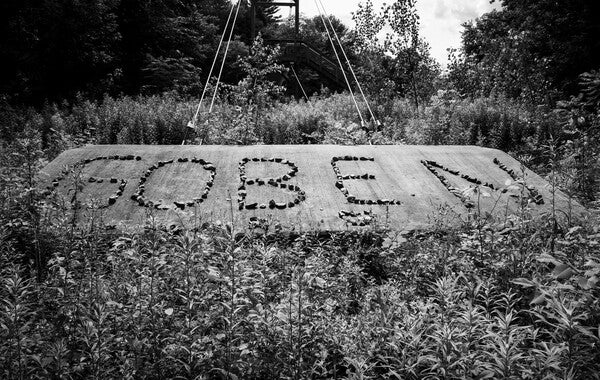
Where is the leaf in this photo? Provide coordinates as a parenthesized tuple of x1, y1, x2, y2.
(531, 293, 546, 305)
(210, 368, 239, 380)
(577, 276, 590, 289)
(553, 264, 573, 280)
(537, 253, 562, 266)
(512, 278, 536, 288)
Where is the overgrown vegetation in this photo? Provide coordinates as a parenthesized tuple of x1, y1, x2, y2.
(2, 86, 598, 203)
(1, 138, 600, 379)
(2, 0, 600, 378)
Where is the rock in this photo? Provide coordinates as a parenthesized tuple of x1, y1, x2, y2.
(108, 196, 118, 205)
(110, 178, 118, 183)
(259, 204, 267, 209)
(245, 202, 258, 210)
(268, 200, 276, 209)
(88, 177, 96, 183)
(275, 202, 287, 209)
(174, 201, 185, 210)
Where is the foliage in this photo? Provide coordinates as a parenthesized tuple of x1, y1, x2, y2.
(0, 0, 259, 103)
(2, 136, 600, 378)
(352, 0, 441, 107)
(449, 0, 600, 103)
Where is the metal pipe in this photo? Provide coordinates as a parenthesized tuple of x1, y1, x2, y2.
(295, 0, 300, 40)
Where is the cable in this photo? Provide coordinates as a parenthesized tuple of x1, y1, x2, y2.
(312, 0, 365, 126)
(190, 2, 236, 129)
(291, 64, 311, 104)
(183, 2, 237, 144)
(209, 0, 242, 114)
(316, 0, 379, 129)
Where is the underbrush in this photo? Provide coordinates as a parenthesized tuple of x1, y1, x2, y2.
(1, 157, 600, 379)
(0, 91, 573, 148)
(4, 90, 598, 202)
(1, 92, 599, 378)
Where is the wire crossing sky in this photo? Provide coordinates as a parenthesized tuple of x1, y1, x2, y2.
(273, 0, 500, 65)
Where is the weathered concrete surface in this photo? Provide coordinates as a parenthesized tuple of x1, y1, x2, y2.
(39, 145, 583, 231)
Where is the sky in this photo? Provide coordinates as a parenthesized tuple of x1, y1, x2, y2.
(274, 0, 501, 65)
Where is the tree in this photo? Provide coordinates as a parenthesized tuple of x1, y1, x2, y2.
(0, 0, 238, 102)
(267, 13, 360, 95)
(0, 0, 121, 103)
(218, 35, 287, 144)
(449, 0, 600, 103)
(119, 0, 232, 95)
(352, 0, 440, 107)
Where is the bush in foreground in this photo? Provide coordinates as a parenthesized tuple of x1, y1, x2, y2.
(1, 182, 600, 379)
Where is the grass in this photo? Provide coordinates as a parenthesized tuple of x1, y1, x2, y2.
(1, 91, 599, 378)
(1, 150, 600, 379)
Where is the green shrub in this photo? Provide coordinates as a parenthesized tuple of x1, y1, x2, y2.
(1, 146, 600, 379)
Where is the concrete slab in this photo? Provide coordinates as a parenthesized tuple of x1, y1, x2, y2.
(38, 145, 583, 231)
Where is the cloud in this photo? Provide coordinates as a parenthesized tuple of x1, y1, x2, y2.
(434, 0, 450, 19)
(449, 3, 481, 21)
